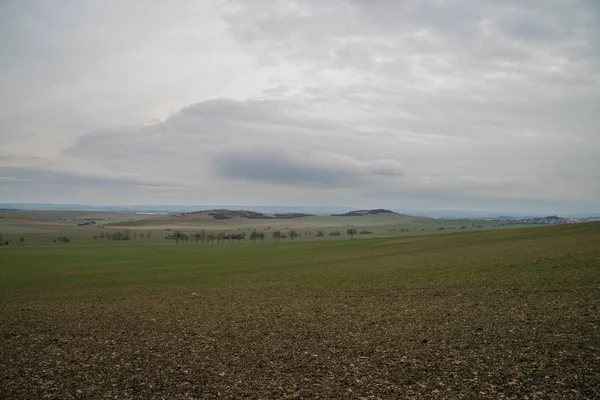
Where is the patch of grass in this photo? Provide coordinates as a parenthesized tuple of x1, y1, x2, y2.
(1, 223, 599, 398)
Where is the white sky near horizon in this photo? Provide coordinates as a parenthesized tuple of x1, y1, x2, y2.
(1, 0, 599, 213)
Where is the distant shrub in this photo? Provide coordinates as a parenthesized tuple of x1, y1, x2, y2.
(316, 231, 324, 237)
(328, 231, 341, 236)
(106, 231, 130, 241)
(359, 230, 372, 235)
(208, 212, 231, 220)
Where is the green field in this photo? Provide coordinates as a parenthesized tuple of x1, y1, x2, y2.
(1, 221, 599, 399)
(0, 209, 533, 246)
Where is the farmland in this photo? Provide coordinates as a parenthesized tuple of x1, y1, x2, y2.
(1, 214, 599, 399)
(0, 208, 533, 246)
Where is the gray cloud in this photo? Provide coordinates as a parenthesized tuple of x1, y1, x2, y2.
(213, 145, 405, 187)
(223, 0, 600, 102)
(1, 0, 599, 212)
(0, 166, 174, 188)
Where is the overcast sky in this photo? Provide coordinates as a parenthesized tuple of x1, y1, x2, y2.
(1, 0, 599, 213)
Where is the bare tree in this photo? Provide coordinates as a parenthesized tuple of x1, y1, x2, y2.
(250, 229, 259, 243)
(272, 230, 281, 243)
(172, 231, 183, 245)
(347, 228, 357, 239)
(289, 229, 298, 241)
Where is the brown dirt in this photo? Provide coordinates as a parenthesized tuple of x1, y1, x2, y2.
(2, 287, 599, 399)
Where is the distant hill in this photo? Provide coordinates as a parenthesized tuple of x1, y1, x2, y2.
(331, 209, 396, 217)
(3, 204, 596, 219)
(176, 209, 313, 220)
(0, 204, 352, 216)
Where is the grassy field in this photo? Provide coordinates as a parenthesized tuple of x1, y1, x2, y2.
(0, 209, 532, 246)
(1, 222, 599, 399)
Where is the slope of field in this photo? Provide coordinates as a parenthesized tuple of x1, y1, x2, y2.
(1, 209, 536, 245)
(1, 223, 599, 398)
(0, 210, 143, 234)
(0, 209, 142, 221)
(108, 209, 506, 235)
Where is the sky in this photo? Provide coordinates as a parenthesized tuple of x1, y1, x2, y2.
(1, 0, 599, 213)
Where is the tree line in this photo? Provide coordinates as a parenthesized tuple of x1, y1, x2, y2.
(163, 228, 360, 244)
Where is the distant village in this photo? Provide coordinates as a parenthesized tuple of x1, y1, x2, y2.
(493, 215, 586, 225)
(490, 216, 583, 225)
(433, 215, 585, 225)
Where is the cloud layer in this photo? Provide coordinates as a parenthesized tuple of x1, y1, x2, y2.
(1, 0, 599, 212)
(214, 145, 406, 187)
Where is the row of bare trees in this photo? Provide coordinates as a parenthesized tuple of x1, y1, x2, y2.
(94, 231, 153, 241)
(89, 227, 359, 245)
(166, 228, 359, 244)
(167, 230, 249, 245)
